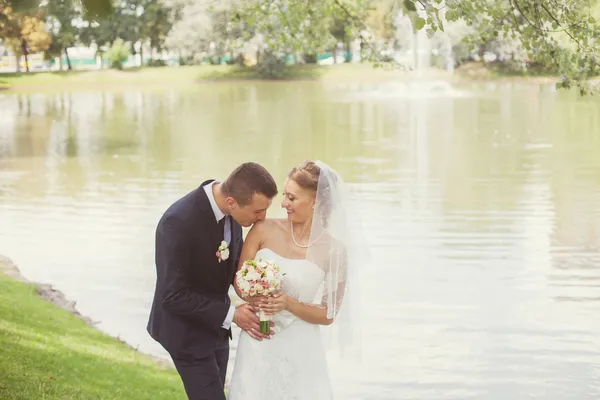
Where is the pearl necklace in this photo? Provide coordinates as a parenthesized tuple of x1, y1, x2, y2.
(290, 221, 324, 248)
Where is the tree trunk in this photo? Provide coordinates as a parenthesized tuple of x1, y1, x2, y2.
(59, 53, 64, 71)
(345, 41, 350, 63)
(140, 45, 144, 66)
(64, 47, 72, 70)
(21, 39, 29, 73)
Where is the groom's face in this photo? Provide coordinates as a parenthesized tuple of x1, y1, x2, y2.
(229, 193, 273, 227)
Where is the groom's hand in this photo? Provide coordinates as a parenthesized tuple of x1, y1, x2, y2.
(233, 303, 273, 341)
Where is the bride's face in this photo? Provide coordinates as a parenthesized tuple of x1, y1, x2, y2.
(281, 179, 316, 224)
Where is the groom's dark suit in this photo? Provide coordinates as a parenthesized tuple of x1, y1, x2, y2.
(147, 180, 243, 400)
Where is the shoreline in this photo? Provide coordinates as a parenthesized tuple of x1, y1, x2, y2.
(0, 63, 581, 93)
(0, 254, 173, 370)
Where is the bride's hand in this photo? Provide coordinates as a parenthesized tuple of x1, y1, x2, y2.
(260, 292, 288, 316)
(245, 294, 268, 307)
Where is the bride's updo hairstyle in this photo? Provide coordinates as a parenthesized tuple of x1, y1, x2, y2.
(288, 161, 334, 227)
(288, 160, 319, 192)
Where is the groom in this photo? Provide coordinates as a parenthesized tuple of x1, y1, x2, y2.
(147, 162, 278, 400)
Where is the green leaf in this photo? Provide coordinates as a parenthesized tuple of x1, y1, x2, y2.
(445, 10, 454, 21)
(9, 0, 40, 12)
(426, 28, 435, 38)
(79, 0, 114, 19)
(414, 17, 426, 30)
(404, 0, 417, 12)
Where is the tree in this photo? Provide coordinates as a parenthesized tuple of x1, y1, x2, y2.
(165, 0, 246, 65)
(105, 36, 130, 69)
(441, 0, 600, 93)
(44, 0, 80, 70)
(0, 5, 51, 72)
(3, 0, 598, 93)
(231, 0, 600, 93)
(140, 0, 181, 62)
(78, 1, 142, 64)
(164, 1, 213, 61)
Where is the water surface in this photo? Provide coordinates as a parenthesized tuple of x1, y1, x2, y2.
(1, 79, 600, 398)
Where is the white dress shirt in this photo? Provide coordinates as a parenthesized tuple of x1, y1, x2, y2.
(204, 181, 235, 330)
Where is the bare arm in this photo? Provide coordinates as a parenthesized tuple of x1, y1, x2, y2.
(261, 246, 348, 326)
(263, 281, 347, 326)
(285, 298, 334, 325)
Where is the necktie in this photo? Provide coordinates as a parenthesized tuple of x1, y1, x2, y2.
(219, 216, 231, 244)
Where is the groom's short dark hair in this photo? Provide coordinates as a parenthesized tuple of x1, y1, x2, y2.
(221, 162, 277, 206)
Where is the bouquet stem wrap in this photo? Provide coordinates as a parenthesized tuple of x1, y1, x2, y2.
(259, 310, 271, 334)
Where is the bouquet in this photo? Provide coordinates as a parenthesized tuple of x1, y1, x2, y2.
(235, 258, 283, 334)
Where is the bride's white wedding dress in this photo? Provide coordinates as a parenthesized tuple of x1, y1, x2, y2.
(228, 248, 333, 399)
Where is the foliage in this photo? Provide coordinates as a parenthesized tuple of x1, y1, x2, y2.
(0, 5, 51, 71)
(43, 0, 80, 69)
(165, 0, 248, 64)
(105, 37, 130, 69)
(1, 0, 598, 92)
(441, 0, 600, 94)
(256, 50, 287, 77)
(140, 0, 182, 54)
(230, 0, 600, 92)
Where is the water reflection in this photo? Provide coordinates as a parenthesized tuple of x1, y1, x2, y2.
(1, 80, 600, 398)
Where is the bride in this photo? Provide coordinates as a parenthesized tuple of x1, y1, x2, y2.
(227, 160, 361, 399)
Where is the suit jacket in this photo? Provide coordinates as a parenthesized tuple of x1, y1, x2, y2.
(146, 180, 243, 358)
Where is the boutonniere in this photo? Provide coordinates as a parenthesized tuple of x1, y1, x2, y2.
(216, 241, 230, 263)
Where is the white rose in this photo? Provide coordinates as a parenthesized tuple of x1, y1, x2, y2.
(245, 269, 261, 281)
(220, 248, 230, 260)
(253, 284, 265, 294)
(265, 269, 276, 282)
(220, 240, 228, 248)
(238, 279, 251, 294)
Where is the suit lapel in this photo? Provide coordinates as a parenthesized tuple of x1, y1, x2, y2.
(197, 181, 239, 285)
(197, 180, 225, 261)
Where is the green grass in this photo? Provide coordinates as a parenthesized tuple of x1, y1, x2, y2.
(0, 64, 328, 90)
(455, 61, 563, 80)
(0, 271, 186, 400)
(200, 64, 328, 80)
(0, 63, 430, 91)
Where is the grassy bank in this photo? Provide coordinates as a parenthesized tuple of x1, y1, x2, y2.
(0, 64, 325, 90)
(3, 62, 589, 92)
(455, 61, 562, 82)
(0, 63, 451, 91)
(0, 262, 185, 399)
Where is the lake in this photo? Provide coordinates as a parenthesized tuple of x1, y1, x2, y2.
(1, 77, 600, 399)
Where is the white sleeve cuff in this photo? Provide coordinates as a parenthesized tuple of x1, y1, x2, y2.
(221, 305, 236, 329)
